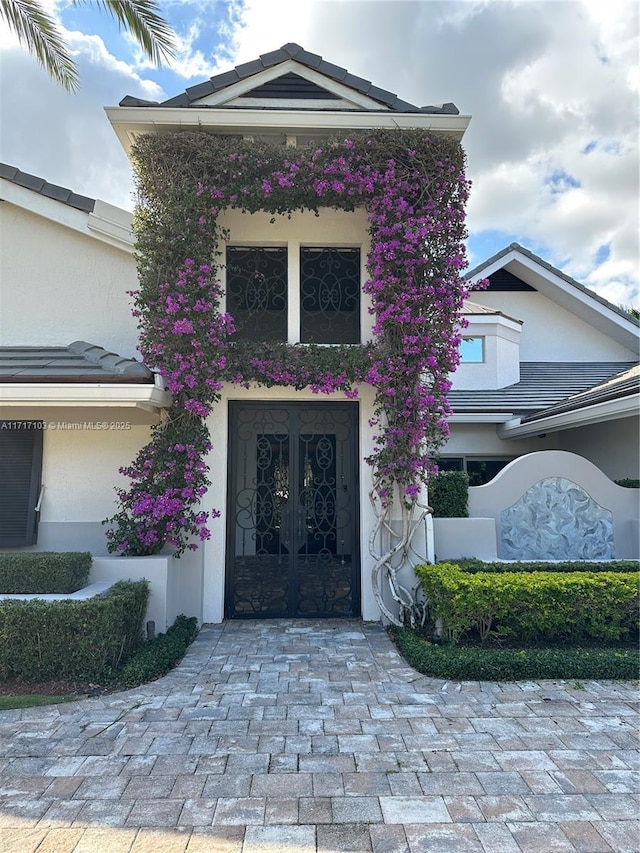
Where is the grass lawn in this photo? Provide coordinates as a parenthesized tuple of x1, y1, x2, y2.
(0, 694, 81, 710)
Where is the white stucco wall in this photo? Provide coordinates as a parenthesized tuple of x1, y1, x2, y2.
(0, 201, 138, 357)
(558, 416, 639, 482)
(40, 425, 152, 521)
(451, 314, 521, 390)
(442, 423, 559, 458)
(9, 423, 154, 555)
(472, 291, 637, 362)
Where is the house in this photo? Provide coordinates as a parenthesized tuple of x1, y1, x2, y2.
(444, 244, 639, 485)
(1, 45, 638, 628)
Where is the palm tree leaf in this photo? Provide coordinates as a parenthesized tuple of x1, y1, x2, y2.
(74, 0, 176, 65)
(0, 0, 79, 91)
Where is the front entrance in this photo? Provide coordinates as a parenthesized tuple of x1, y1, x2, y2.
(226, 402, 360, 618)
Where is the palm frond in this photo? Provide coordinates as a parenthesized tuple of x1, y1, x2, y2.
(0, 0, 79, 91)
(76, 0, 176, 65)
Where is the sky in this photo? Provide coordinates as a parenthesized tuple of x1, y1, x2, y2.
(0, 0, 638, 309)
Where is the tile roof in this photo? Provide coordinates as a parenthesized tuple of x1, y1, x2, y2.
(0, 163, 95, 213)
(520, 364, 639, 423)
(119, 43, 459, 115)
(448, 362, 637, 415)
(0, 342, 152, 383)
(466, 242, 640, 327)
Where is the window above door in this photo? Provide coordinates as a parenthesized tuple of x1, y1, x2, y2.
(225, 245, 362, 345)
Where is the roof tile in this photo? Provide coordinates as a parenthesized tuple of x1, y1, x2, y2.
(208, 68, 241, 91)
(1, 164, 95, 213)
(449, 362, 636, 415)
(259, 47, 290, 66)
(185, 80, 216, 100)
(0, 343, 153, 383)
(233, 58, 264, 78)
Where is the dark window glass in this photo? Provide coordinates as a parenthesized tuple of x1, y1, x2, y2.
(226, 247, 287, 342)
(300, 248, 360, 344)
(467, 459, 512, 486)
(436, 457, 464, 473)
(0, 423, 43, 546)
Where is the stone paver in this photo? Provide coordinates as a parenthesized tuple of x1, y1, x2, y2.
(0, 619, 638, 852)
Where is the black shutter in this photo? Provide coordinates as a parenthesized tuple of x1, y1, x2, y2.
(0, 423, 43, 546)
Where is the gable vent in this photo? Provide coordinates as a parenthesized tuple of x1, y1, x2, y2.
(239, 73, 340, 100)
(486, 269, 537, 292)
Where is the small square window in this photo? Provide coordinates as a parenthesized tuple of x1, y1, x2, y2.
(460, 337, 484, 363)
(226, 247, 288, 342)
(300, 248, 361, 344)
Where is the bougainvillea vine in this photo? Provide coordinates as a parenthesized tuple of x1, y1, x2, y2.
(105, 129, 478, 621)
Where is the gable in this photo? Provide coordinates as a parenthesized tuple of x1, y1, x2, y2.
(183, 60, 397, 112)
(467, 244, 639, 356)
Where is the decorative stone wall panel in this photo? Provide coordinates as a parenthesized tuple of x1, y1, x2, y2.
(501, 477, 614, 560)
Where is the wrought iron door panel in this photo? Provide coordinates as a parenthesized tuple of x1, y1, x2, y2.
(226, 403, 359, 618)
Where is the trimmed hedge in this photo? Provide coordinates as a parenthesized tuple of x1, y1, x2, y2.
(429, 471, 469, 518)
(416, 562, 639, 645)
(390, 627, 639, 681)
(451, 558, 639, 574)
(615, 478, 639, 488)
(0, 580, 149, 681)
(0, 552, 91, 594)
(117, 614, 199, 687)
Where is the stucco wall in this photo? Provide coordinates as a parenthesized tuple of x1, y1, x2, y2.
(468, 451, 639, 559)
(558, 417, 639, 482)
(450, 314, 521, 390)
(91, 554, 205, 631)
(5, 424, 153, 556)
(442, 423, 559, 457)
(0, 202, 138, 357)
(473, 291, 636, 361)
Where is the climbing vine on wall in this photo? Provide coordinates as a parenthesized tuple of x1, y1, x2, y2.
(105, 129, 477, 616)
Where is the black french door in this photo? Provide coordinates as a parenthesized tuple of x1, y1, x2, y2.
(226, 403, 360, 618)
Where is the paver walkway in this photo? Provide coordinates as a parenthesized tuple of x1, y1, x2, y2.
(0, 620, 638, 853)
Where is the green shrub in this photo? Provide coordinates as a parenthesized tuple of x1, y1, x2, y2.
(0, 580, 148, 681)
(451, 558, 639, 574)
(117, 614, 199, 688)
(429, 471, 469, 518)
(0, 552, 91, 594)
(390, 627, 639, 681)
(615, 478, 640, 488)
(416, 562, 639, 645)
(167, 613, 199, 644)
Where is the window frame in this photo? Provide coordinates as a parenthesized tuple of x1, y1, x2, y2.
(436, 455, 517, 486)
(459, 336, 485, 363)
(224, 242, 363, 346)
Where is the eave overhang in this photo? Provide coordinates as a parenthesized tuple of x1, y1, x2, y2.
(497, 394, 639, 440)
(105, 106, 471, 157)
(0, 383, 171, 413)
